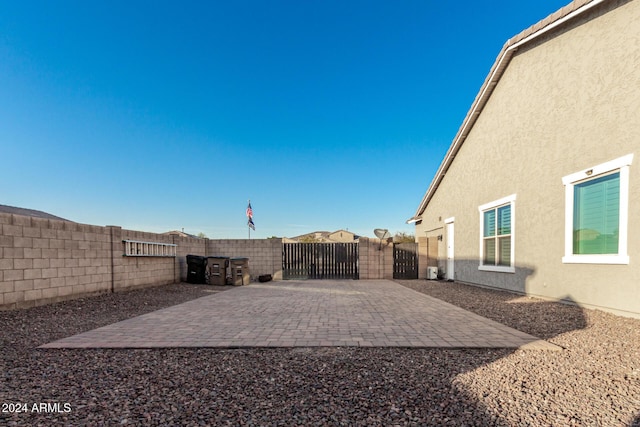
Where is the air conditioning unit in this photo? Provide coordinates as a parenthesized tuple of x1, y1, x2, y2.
(427, 267, 438, 280)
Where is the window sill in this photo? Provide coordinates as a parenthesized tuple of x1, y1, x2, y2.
(562, 255, 629, 265)
(478, 265, 515, 273)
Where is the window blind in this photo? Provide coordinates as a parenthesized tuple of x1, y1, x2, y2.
(484, 210, 495, 237)
(573, 172, 620, 254)
(483, 204, 511, 266)
(498, 205, 511, 235)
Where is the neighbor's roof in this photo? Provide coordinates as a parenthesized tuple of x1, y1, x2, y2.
(410, 0, 604, 222)
(329, 229, 355, 235)
(163, 230, 200, 238)
(289, 231, 332, 240)
(288, 229, 361, 240)
(0, 204, 69, 221)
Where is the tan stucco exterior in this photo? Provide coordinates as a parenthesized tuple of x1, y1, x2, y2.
(415, 0, 640, 318)
(328, 230, 357, 242)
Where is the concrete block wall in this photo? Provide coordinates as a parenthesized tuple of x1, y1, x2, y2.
(1, 210, 401, 309)
(0, 213, 113, 309)
(0, 212, 212, 309)
(358, 237, 394, 280)
(117, 228, 179, 290)
(207, 238, 283, 281)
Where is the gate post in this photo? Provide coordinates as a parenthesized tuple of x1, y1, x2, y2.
(358, 237, 370, 279)
(417, 236, 428, 279)
(358, 237, 393, 279)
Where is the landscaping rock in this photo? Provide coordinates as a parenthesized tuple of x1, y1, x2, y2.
(0, 281, 638, 426)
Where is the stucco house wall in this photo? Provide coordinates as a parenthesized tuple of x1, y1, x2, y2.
(415, 0, 640, 317)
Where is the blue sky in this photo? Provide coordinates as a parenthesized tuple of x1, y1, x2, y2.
(1, 0, 570, 239)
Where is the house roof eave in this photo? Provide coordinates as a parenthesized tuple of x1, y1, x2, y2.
(412, 0, 606, 219)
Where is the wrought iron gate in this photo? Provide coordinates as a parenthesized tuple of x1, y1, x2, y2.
(282, 243, 359, 280)
(393, 242, 418, 279)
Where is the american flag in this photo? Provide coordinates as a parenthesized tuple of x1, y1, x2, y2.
(247, 201, 255, 230)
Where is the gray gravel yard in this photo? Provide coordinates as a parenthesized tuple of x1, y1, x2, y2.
(0, 280, 639, 426)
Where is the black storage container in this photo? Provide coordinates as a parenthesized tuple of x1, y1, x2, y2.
(186, 255, 207, 284)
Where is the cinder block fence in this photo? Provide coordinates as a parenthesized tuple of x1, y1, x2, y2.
(0, 212, 396, 310)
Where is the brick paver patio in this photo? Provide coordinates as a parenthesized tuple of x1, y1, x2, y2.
(40, 280, 559, 350)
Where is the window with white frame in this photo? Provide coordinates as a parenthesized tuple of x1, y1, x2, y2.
(562, 154, 633, 264)
(479, 194, 516, 273)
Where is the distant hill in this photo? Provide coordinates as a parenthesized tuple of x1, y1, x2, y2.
(0, 204, 70, 221)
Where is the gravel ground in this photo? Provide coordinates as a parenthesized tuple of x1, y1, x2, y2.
(0, 280, 639, 426)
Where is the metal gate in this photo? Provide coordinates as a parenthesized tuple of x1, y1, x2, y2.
(283, 243, 359, 280)
(393, 242, 418, 279)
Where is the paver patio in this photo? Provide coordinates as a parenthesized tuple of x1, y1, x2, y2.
(40, 280, 559, 350)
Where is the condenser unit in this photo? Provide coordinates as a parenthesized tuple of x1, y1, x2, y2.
(427, 267, 438, 280)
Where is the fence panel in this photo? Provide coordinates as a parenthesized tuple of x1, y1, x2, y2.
(393, 242, 418, 279)
(283, 243, 359, 280)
